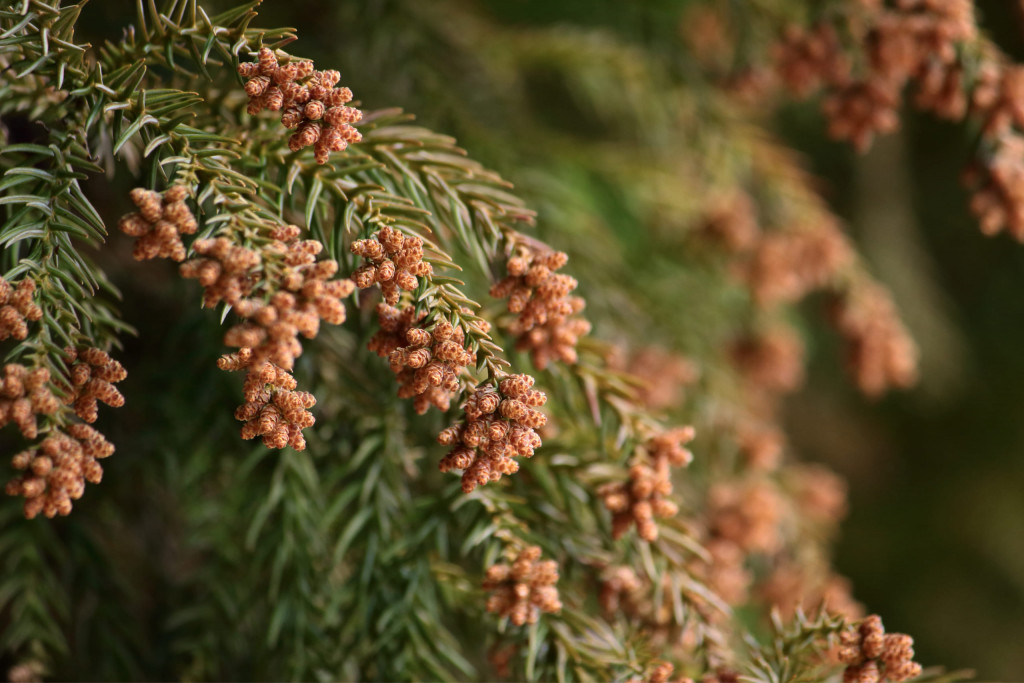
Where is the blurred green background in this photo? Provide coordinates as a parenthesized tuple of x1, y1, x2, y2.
(65, 0, 1024, 678)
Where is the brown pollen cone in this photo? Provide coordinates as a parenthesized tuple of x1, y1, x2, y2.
(490, 246, 590, 370)
(1, 364, 61, 439)
(0, 278, 42, 341)
(482, 546, 562, 626)
(5, 424, 114, 519)
(598, 427, 695, 541)
(239, 47, 362, 164)
(118, 186, 197, 262)
(837, 615, 922, 683)
(437, 373, 547, 493)
(369, 304, 475, 414)
(351, 226, 433, 306)
(59, 347, 127, 425)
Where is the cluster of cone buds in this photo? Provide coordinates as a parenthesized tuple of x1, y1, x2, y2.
(737, 225, 853, 307)
(208, 226, 353, 449)
(736, 422, 785, 472)
(0, 277, 41, 341)
(707, 479, 784, 554)
(239, 47, 362, 164)
(597, 427, 694, 541)
(482, 546, 562, 626)
(966, 63, 1024, 239)
(827, 284, 918, 397)
(437, 373, 546, 493)
(222, 356, 315, 450)
(490, 246, 590, 370)
(118, 186, 197, 261)
(220, 229, 354, 372)
(773, 23, 851, 97)
(0, 364, 60, 439)
(5, 424, 113, 519)
(699, 191, 761, 253)
(60, 347, 127, 424)
(598, 565, 643, 616)
(965, 134, 1024, 240)
(368, 305, 475, 414)
(730, 325, 806, 397)
(179, 237, 261, 307)
(774, 2, 975, 150)
(351, 226, 433, 305)
(838, 615, 922, 683)
(971, 62, 1024, 139)
(822, 83, 901, 152)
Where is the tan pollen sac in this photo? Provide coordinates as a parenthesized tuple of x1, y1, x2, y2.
(772, 23, 850, 97)
(837, 615, 923, 683)
(4, 424, 114, 519)
(597, 427, 694, 541)
(0, 364, 61, 439)
(707, 479, 784, 555)
(350, 225, 433, 306)
(368, 305, 476, 414)
(0, 277, 43, 341)
(964, 134, 1024, 241)
(231, 361, 315, 451)
(823, 80, 902, 152)
(239, 47, 362, 164)
(775, 2, 975, 152)
(598, 565, 643, 616)
(730, 324, 806, 397)
(482, 546, 562, 626)
(59, 347, 127, 424)
(202, 224, 353, 449)
(118, 186, 198, 262)
(490, 245, 591, 370)
(737, 224, 853, 308)
(826, 284, 918, 397)
(437, 373, 547, 493)
(179, 237, 261, 308)
(698, 191, 762, 253)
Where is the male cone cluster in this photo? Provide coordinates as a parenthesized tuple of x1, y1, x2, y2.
(239, 47, 362, 164)
(202, 224, 355, 450)
(490, 246, 590, 370)
(0, 278, 42, 341)
(368, 305, 475, 415)
(61, 347, 127, 424)
(118, 186, 198, 261)
(482, 546, 562, 626)
(598, 427, 695, 541)
(351, 226, 434, 305)
(838, 615, 922, 683)
(0, 365, 60, 439)
(437, 373, 546, 493)
(5, 425, 114, 519)
(226, 357, 316, 451)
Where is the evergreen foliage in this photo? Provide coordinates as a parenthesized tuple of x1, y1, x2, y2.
(0, 0, 1010, 680)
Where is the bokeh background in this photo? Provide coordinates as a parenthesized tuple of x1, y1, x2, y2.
(37, 1, 1024, 679)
